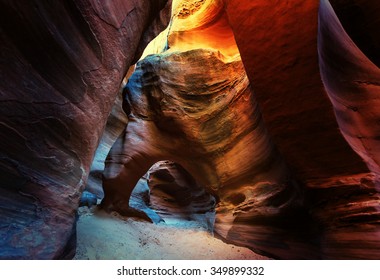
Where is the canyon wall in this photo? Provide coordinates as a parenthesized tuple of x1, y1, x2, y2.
(1, 0, 379, 259)
(317, 0, 380, 258)
(224, 0, 380, 259)
(0, 0, 172, 259)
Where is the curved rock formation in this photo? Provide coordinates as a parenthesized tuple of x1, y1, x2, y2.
(148, 161, 216, 230)
(102, 48, 307, 257)
(3, 0, 379, 260)
(102, 48, 288, 206)
(317, 0, 380, 258)
(101, 0, 380, 259)
(140, 0, 239, 62)
(223, 0, 380, 259)
(0, 0, 172, 259)
(318, 0, 380, 175)
(102, 0, 309, 259)
(224, 0, 368, 180)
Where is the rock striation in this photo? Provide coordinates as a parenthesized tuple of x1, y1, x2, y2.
(102, 47, 308, 257)
(2, 0, 379, 260)
(102, 0, 380, 259)
(224, 0, 380, 259)
(317, 0, 380, 259)
(102, 0, 308, 259)
(319, 0, 380, 175)
(0, 0, 172, 259)
(148, 161, 216, 230)
(224, 0, 369, 181)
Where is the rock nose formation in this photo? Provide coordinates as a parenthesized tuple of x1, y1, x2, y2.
(0, 0, 172, 259)
(102, 47, 300, 221)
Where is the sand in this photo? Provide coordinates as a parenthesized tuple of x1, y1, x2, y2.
(74, 207, 269, 260)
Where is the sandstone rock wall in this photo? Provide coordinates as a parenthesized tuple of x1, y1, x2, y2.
(224, 0, 380, 259)
(102, 0, 380, 259)
(102, 0, 306, 259)
(0, 0, 172, 259)
(317, 0, 380, 259)
(2, 0, 379, 260)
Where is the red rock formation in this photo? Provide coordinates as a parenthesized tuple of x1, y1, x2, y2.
(224, 0, 380, 258)
(318, 0, 380, 175)
(224, 0, 368, 180)
(148, 161, 215, 230)
(102, 48, 291, 209)
(317, 0, 380, 259)
(102, 47, 308, 256)
(0, 0, 172, 259)
(2, 0, 379, 260)
(102, 0, 309, 259)
(102, 0, 380, 259)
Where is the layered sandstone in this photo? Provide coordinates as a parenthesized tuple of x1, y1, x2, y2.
(2, 0, 379, 260)
(102, 0, 306, 259)
(0, 0, 172, 259)
(102, 48, 292, 210)
(224, 0, 380, 259)
(148, 161, 216, 230)
(319, 0, 380, 175)
(102, 48, 307, 257)
(102, 0, 380, 259)
(317, 0, 380, 258)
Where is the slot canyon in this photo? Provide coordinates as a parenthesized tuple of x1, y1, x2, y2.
(0, 0, 379, 259)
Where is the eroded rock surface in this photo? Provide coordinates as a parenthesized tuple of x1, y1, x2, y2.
(101, 0, 380, 259)
(3, 0, 379, 260)
(224, 0, 380, 259)
(319, 0, 380, 175)
(317, 0, 380, 258)
(102, 49, 290, 202)
(102, 0, 307, 259)
(148, 161, 215, 230)
(0, 0, 172, 259)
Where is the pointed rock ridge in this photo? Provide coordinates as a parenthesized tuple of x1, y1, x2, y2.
(317, 0, 380, 259)
(102, 0, 308, 259)
(0, 0, 172, 259)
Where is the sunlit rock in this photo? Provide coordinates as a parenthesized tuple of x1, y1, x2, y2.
(102, 0, 305, 259)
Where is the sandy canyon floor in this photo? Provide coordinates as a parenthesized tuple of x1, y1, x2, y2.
(74, 206, 269, 260)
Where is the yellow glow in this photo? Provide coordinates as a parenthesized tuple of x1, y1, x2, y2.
(140, 0, 240, 62)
